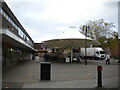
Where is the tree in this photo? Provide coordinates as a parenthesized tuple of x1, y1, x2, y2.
(97, 34, 118, 49)
(79, 19, 115, 41)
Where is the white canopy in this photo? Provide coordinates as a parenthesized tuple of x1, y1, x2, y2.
(56, 28, 92, 40)
(43, 28, 99, 48)
(43, 28, 92, 42)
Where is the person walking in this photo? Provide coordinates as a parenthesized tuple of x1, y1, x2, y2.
(44, 53, 49, 62)
(105, 54, 110, 64)
(35, 55, 40, 63)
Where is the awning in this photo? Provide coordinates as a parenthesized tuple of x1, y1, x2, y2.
(43, 28, 99, 49)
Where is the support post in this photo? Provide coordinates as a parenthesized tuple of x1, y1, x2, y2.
(85, 25, 87, 65)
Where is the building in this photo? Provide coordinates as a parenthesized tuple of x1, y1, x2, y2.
(34, 43, 47, 58)
(0, 2, 36, 67)
(111, 39, 120, 59)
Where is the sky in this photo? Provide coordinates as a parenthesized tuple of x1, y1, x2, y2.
(5, 0, 119, 42)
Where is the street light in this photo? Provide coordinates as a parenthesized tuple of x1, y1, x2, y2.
(85, 25, 87, 65)
(83, 25, 90, 65)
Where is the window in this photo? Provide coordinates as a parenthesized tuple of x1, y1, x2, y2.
(23, 33, 26, 40)
(96, 51, 99, 55)
(15, 25, 18, 30)
(15, 24, 17, 29)
(26, 37, 29, 43)
(5, 14, 9, 21)
(18, 28, 20, 35)
(29, 40, 34, 47)
(12, 22, 15, 28)
(20, 30, 24, 38)
(0, 8, 2, 14)
(1, 9, 4, 15)
(18, 28, 24, 38)
(10, 19, 13, 25)
(8, 16, 10, 22)
(9, 18, 13, 25)
(3, 11, 7, 18)
(2, 10, 9, 21)
(100, 51, 105, 54)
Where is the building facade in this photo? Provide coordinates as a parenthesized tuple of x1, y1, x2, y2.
(111, 39, 120, 59)
(0, 2, 36, 67)
(34, 43, 47, 58)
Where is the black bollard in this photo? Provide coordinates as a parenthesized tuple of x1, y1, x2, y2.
(97, 65, 102, 87)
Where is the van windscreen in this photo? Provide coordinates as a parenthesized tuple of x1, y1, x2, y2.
(100, 51, 105, 54)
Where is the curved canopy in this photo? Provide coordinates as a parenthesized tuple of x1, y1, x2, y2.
(43, 28, 99, 48)
(56, 28, 92, 40)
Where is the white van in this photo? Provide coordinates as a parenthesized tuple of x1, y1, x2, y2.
(80, 47, 105, 60)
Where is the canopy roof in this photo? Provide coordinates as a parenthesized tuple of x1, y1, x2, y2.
(44, 28, 92, 42)
(56, 28, 92, 40)
(43, 28, 99, 48)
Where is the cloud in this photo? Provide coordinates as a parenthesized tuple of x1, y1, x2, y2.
(5, 0, 118, 42)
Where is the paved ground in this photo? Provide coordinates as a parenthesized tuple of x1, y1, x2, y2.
(2, 58, 119, 88)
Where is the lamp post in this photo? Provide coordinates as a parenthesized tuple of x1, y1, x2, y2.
(83, 25, 90, 65)
(85, 25, 87, 65)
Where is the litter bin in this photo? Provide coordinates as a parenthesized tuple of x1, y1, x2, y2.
(40, 62, 51, 80)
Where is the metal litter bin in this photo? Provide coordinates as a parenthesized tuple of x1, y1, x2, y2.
(40, 62, 51, 80)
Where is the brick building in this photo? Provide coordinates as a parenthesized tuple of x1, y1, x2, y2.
(34, 43, 47, 58)
(111, 39, 120, 59)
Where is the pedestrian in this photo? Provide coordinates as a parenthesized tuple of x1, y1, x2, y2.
(105, 54, 110, 64)
(32, 54, 35, 60)
(35, 55, 40, 63)
(44, 53, 49, 62)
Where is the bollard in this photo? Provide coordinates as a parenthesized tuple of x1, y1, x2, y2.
(97, 65, 102, 87)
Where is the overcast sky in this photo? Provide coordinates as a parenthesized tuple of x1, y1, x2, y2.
(5, 0, 119, 43)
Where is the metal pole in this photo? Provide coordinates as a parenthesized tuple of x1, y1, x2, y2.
(85, 25, 87, 65)
(71, 46, 73, 63)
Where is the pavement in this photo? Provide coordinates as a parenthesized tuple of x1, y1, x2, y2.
(2, 58, 119, 88)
